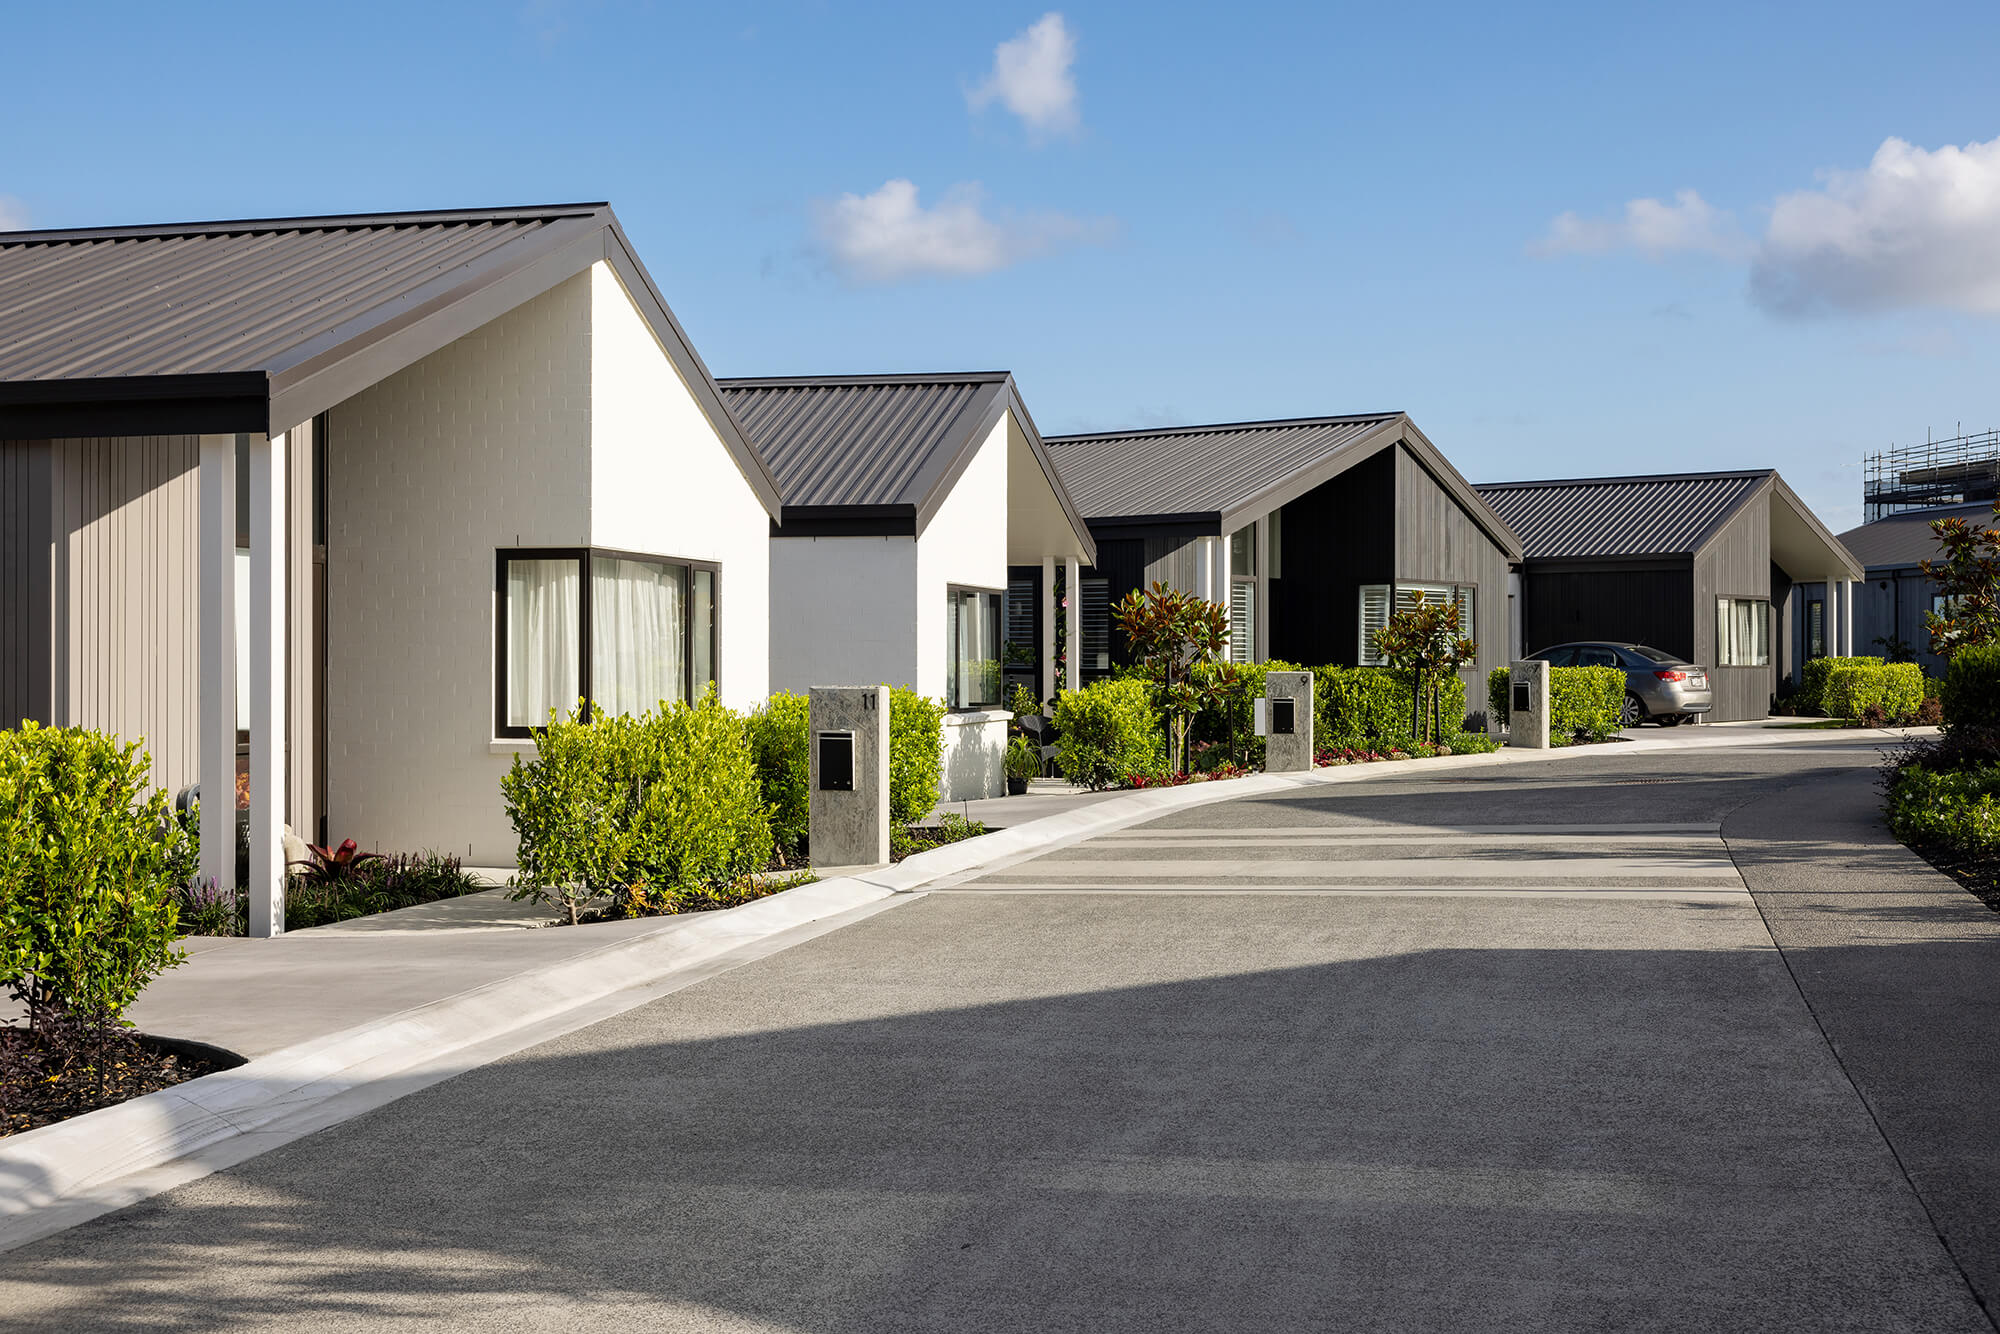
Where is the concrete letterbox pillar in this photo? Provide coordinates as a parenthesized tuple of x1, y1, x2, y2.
(809, 686, 891, 869)
(1508, 660, 1551, 749)
(1259, 670, 1315, 772)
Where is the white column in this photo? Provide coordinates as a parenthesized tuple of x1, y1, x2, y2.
(197, 435, 238, 902)
(1041, 555, 1057, 703)
(1194, 536, 1216, 601)
(247, 432, 287, 938)
(1841, 580, 1856, 656)
(1254, 515, 1271, 661)
(1063, 556, 1082, 692)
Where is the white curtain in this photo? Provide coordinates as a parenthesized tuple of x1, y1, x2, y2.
(507, 559, 580, 727)
(593, 556, 684, 716)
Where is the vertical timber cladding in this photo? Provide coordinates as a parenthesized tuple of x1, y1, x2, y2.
(1694, 488, 1774, 722)
(0, 441, 57, 729)
(1392, 445, 1514, 688)
(1272, 446, 1394, 666)
(45, 437, 204, 793)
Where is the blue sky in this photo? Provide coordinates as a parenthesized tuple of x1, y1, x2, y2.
(10, 2, 2000, 530)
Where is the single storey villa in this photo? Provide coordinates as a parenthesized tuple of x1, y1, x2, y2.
(1833, 500, 1985, 675)
(718, 372, 1096, 801)
(1044, 413, 1524, 698)
(0, 203, 783, 933)
(1474, 470, 1864, 721)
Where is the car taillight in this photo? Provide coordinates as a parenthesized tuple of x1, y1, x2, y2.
(1654, 670, 1689, 682)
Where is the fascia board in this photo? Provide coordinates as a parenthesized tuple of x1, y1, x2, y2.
(1214, 416, 1405, 535)
(1686, 474, 1775, 565)
(1002, 379, 1098, 566)
(1766, 473, 1867, 581)
(1395, 419, 1528, 560)
(909, 380, 1011, 537)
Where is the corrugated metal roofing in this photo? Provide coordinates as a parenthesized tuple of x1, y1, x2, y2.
(1044, 415, 1399, 519)
(0, 204, 603, 380)
(1838, 501, 1993, 570)
(1474, 472, 1771, 558)
(718, 374, 1002, 508)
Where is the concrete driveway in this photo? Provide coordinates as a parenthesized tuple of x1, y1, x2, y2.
(2, 736, 1992, 1332)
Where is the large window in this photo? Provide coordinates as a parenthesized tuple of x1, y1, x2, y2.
(1229, 523, 1258, 664)
(1716, 597, 1771, 667)
(497, 548, 716, 736)
(946, 587, 1003, 710)
(1358, 582, 1477, 666)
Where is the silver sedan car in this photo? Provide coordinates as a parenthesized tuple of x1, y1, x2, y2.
(1524, 642, 1714, 727)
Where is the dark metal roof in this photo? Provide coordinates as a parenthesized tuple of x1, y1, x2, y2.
(0, 203, 783, 514)
(1045, 414, 1397, 520)
(718, 372, 1096, 558)
(720, 373, 1003, 510)
(1838, 500, 1993, 570)
(1044, 412, 1524, 558)
(1474, 471, 1771, 559)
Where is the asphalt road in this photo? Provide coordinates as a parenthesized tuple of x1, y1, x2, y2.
(3, 735, 1994, 1333)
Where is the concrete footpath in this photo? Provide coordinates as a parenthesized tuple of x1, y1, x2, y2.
(1728, 766, 2000, 1318)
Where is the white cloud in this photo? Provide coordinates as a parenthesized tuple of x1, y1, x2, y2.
(1750, 134, 2000, 316)
(0, 196, 28, 231)
(966, 12, 1080, 140)
(1534, 189, 1744, 259)
(811, 178, 1111, 283)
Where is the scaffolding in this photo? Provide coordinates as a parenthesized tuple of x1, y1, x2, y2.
(1863, 426, 2000, 521)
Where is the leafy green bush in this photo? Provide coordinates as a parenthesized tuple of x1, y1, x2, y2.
(1795, 655, 1883, 716)
(1942, 645, 2000, 731)
(1054, 678, 1164, 788)
(1314, 667, 1466, 750)
(1190, 658, 1301, 766)
(888, 686, 946, 824)
(748, 692, 810, 860)
(285, 852, 483, 929)
(1005, 734, 1040, 780)
(503, 692, 773, 925)
(0, 722, 186, 1029)
(1440, 731, 1499, 755)
(1823, 662, 1926, 721)
(1488, 667, 1511, 727)
(1550, 666, 1625, 743)
(1886, 763, 2000, 852)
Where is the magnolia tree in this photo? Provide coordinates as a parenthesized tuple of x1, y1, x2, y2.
(1374, 590, 1477, 745)
(1923, 503, 2000, 659)
(1112, 581, 1236, 775)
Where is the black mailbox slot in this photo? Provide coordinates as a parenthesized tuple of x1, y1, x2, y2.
(1271, 697, 1296, 735)
(1512, 683, 1531, 714)
(817, 731, 855, 791)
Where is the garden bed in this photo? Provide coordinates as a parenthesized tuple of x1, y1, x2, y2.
(1, 1029, 241, 1138)
(1897, 843, 2000, 915)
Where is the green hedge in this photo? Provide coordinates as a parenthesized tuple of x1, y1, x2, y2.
(1795, 655, 1883, 716)
(887, 686, 946, 825)
(0, 722, 186, 1026)
(747, 692, 809, 859)
(502, 692, 773, 923)
(1312, 667, 1467, 750)
(1823, 662, 1925, 721)
(1053, 678, 1163, 788)
(1886, 764, 2000, 852)
(1489, 666, 1624, 742)
(1942, 645, 2000, 730)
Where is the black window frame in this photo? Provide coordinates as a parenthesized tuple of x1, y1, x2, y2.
(495, 545, 721, 739)
(945, 583, 1006, 712)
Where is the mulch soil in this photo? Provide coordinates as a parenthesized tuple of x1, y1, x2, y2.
(1, 1028, 231, 1138)
(1904, 843, 2000, 915)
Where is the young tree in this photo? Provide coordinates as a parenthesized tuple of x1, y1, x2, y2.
(1112, 581, 1237, 775)
(1373, 590, 1477, 745)
(1922, 503, 2000, 659)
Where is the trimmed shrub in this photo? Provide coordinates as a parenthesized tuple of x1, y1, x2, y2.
(1823, 662, 1925, 721)
(1886, 763, 2000, 852)
(888, 686, 947, 825)
(1488, 667, 1511, 727)
(503, 692, 773, 924)
(1795, 655, 1883, 716)
(1315, 667, 1466, 749)
(1053, 678, 1164, 789)
(1551, 666, 1626, 742)
(0, 723, 186, 1028)
(748, 692, 809, 859)
(1942, 645, 2000, 731)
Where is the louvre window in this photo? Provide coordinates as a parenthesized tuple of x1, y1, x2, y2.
(1230, 580, 1257, 664)
(1360, 583, 1475, 666)
(1082, 577, 1111, 674)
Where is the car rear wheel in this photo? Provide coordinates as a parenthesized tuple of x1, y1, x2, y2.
(1622, 693, 1647, 728)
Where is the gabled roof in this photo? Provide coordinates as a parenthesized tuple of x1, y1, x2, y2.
(1476, 468, 1865, 580)
(1474, 470, 1769, 559)
(1044, 412, 1524, 558)
(717, 372, 1095, 558)
(1838, 500, 1993, 570)
(0, 203, 782, 515)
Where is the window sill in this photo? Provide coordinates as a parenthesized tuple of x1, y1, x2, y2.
(943, 709, 1013, 726)
(488, 739, 537, 754)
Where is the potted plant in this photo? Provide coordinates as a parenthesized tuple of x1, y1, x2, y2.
(1004, 735, 1039, 795)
